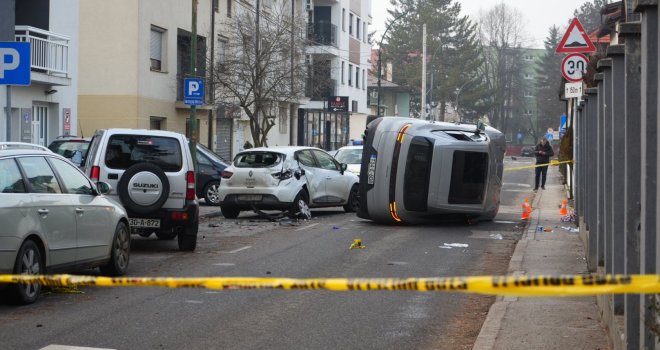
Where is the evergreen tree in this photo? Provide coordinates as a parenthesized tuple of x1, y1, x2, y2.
(381, 0, 485, 121)
(572, 0, 609, 33)
(535, 26, 565, 137)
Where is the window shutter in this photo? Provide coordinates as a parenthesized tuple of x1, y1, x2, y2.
(150, 29, 162, 60)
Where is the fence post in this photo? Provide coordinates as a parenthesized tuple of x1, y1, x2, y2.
(585, 87, 599, 272)
(594, 72, 605, 268)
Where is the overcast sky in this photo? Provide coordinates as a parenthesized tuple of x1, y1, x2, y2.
(370, 0, 585, 48)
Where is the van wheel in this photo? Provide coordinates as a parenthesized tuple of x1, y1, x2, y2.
(343, 185, 360, 213)
(221, 205, 240, 219)
(11, 240, 43, 304)
(100, 222, 130, 276)
(290, 191, 311, 220)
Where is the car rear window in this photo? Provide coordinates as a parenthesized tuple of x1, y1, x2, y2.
(105, 135, 182, 172)
(49, 140, 90, 158)
(233, 152, 283, 168)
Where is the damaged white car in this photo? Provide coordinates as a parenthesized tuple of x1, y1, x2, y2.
(218, 146, 360, 219)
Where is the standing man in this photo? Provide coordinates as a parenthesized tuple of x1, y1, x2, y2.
(534, 137, 554, 191)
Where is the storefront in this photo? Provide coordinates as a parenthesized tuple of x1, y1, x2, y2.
(297, 109, 350, 151)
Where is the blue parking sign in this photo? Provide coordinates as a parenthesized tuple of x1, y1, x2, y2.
(0, 42, 31, 86)
(184, 78, 204, 105)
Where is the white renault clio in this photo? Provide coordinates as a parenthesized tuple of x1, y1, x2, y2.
(218, 146, 360, 219)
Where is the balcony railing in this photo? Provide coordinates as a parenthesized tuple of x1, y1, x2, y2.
(308, 21, 337, 48)
(307, 78, 336, 101)
(14, 26, 70, 77)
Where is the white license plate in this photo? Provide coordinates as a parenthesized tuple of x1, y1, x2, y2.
(245, 178, 256, 187)
(129, 218, 161, 228)
(367, 155, 377, 185)
(238, 194, 262, 201)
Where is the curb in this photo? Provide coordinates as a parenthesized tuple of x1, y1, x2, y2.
(473, 192, 540, 350)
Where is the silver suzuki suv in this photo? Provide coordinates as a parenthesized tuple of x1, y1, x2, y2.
(81, 129, 199, 251)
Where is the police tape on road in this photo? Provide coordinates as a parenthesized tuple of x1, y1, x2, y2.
(504, 160, 575, 172)
(1, 274, 660, 296)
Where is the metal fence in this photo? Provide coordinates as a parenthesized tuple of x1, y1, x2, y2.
(572, 2, 658, 348)
(14, 25, 69, 77)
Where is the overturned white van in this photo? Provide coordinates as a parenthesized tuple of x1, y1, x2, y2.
(357, 117, 505, 224)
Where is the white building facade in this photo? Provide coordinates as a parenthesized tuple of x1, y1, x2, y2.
(1, 0, 79, 145)
(300, 0, 372, 149)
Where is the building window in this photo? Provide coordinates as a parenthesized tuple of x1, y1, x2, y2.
(341, 61, 345, 84)
(217, 37, 227, 66)
(213, 0, 219, 12)
(352, 100, 358, 112)
(150, 26, 166, 71)
(227, 0, 232, 17)
(363, 22, 367, 43)
(524, 55, 532, 61)
(150, 117, 164, 130)
(342, 8, 346, 32)
(349, 13, 353, 36)
(362, 69, 366, 90)
(355, 68, 359, 89)
(348, 64, 353, 86)
(356, 18, 361, 40)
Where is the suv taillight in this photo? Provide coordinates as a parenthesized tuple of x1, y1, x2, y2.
(90, 166, 100, 182)
(186, 171, 195, 200)
(221, 170, 233, 179)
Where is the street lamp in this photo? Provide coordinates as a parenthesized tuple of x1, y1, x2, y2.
(377, 8, 414, 118)
(454, 78, 476, 122)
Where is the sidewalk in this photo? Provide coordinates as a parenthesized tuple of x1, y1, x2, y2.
(473, 168, 610, 349)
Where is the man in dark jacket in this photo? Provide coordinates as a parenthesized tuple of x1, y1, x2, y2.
(534, 137, 554, 190)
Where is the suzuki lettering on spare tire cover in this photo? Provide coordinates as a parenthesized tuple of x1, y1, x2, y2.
(118, 163, 170, 215)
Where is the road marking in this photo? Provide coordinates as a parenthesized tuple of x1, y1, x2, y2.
(213, 263, 236, 266)
(41, 346, 115, 350)
(494, 220, 518, 224)
(503, 183, 532, 188)
(225, 246, 252, 254)
(185, 300, 204, 304)
(295, 223, 319, 231)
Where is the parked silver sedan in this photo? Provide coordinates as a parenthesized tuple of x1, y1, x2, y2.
(0, 146, 130, 304)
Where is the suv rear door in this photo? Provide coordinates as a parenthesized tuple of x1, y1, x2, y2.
(101, 133, 186, 209)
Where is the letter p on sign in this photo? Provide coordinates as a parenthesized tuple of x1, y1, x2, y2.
(0, 42, 30, 85)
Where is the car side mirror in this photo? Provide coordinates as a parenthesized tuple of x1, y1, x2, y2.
(340, 163, 348, 174)
(294, 169, 305, 180)
(96, 181, 112, 195)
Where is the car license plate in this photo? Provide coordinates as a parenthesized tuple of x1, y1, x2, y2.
(129, 218, 161, 228)
(367, 155, 377, 185)
(245, 178, 256, 188)
(238, 194, 262, 201)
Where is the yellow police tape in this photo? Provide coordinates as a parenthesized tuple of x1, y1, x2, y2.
(504, 160, 574, 172)
(1, 274, 659, 297)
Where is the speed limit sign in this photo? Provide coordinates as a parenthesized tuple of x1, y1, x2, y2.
(561, 53, 588, 82)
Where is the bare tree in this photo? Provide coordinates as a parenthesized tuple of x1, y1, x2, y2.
(478, 3, 527, 134)
(211, 0, 307, 147)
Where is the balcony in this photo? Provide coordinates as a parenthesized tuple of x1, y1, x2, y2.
(308, 21, 337, 48)
(307, 78, 336, 101)
(14, 26, 71, 86)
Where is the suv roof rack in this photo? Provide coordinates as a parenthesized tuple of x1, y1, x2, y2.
(0, 142, 51, 152)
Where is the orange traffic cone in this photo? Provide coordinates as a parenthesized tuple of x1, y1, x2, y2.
(521, 198, 532, 220)
(559, 199, 568, 216)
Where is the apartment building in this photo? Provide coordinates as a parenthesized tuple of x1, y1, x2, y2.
(1, 0, 79, 145)
(302, 0, 372, 149)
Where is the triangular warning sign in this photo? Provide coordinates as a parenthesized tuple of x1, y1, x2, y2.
(556, 18, 596, 53)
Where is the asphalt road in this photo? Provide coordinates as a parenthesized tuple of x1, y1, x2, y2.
(0, 157, 536, 350)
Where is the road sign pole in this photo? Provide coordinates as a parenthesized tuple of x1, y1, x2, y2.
(5, 85, 10, 141)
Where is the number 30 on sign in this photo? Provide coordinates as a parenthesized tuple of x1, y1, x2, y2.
(561, 53, 589, 82)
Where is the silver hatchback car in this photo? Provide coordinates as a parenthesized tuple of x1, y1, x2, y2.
(0, 147, 130, 304)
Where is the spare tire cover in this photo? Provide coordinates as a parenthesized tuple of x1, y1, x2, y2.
(118, 163, 170, 215)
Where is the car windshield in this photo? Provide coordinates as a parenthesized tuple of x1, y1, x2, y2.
(48, 140, 90, 158)
(233, 151, 283, 168)
(334, 148, 362, 164)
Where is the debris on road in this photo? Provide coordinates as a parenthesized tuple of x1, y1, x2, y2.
(349, 239, 365, 249)
(443, 243, 469, 248)
(489, 233, 504, 240)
